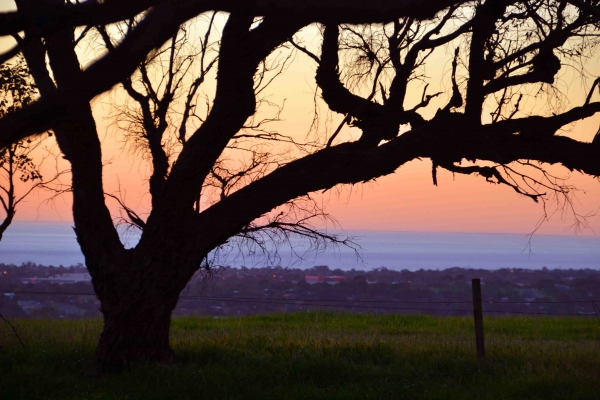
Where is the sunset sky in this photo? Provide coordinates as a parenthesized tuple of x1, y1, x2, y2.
(1, 1, 600, 236)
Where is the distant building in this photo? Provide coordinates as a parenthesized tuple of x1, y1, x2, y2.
(326, 276, 347, 285)
(58, 273, 92, 282)
(305, 276, 327, 284)
(20, 273, 92, 285)
(520, 288, 543, 299)
(17, 300, 41, 314)
(53, 302, 86, 317)
(305, 275, 347, 285)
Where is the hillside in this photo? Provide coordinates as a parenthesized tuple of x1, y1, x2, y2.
(1, 263, 599, 318)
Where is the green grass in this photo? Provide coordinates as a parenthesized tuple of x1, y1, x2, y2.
(1, 313, 599, 399)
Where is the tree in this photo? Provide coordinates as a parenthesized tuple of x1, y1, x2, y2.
(0, 57, 44, 241)
(0, 0, 599, 375)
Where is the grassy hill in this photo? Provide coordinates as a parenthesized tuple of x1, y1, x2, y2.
(1, 313, 598, 399)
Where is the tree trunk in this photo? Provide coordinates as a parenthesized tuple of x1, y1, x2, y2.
(0, 209, 15, 242)
(86, 286, 181, 376)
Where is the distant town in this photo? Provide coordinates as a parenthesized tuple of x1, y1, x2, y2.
(1, 263, 599, 319)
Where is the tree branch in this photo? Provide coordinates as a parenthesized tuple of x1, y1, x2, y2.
(0, 0, 471, 37)
(436, 162, 545, 202)
(0, 0, 208, 150)
(152, 15, 307, 221)
(317, 25, 382, 120)
(195, 112, 600, 251)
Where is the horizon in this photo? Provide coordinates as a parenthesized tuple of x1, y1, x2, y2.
(6, 218, 599, 237)
(2, 221, 599, 271)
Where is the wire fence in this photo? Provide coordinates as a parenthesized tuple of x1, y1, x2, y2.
(2, 283, 598, 360)
(2, 290, 599, 317)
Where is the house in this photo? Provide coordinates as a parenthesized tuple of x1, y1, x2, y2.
(53, 302, 86, 317)
(305, 275, 347, 285)
(305, 276, 327, 284)
(17, 300, 41, 314)
(57, 273, 92, 283)
(519, 288, 543, 300)
(326, 276, 347, 285)
(21, 273, 92, 285)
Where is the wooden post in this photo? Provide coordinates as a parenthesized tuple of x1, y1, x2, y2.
(471, 278, 485, 360)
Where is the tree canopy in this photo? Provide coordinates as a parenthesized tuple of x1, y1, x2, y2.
(0, 56, 51, 241)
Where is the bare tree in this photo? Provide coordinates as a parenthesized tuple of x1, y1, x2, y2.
(99, 17, 343, 263)
(0, 0, 599, 375)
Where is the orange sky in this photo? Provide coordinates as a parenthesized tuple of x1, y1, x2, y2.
(2, 6, 600, 236)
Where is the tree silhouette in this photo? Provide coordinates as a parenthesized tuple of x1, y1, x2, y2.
(0, 57, 50, 241)
(0, 0, 599, 374)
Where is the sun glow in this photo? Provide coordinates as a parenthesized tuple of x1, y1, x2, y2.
(4, 10, 600, 236)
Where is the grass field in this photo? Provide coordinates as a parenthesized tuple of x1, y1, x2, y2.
(1, 313, 599, 400)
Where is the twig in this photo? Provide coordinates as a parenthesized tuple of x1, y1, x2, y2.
(585, 77, 600, 105)
(0, 312, 25, 350)
(592, 302, 600, 322)
(289, 38, 320, 63)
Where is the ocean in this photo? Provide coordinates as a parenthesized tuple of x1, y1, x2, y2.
(0, 221, 599, 271)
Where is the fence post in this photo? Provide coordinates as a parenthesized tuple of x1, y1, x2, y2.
(471, 278, 485, 360)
